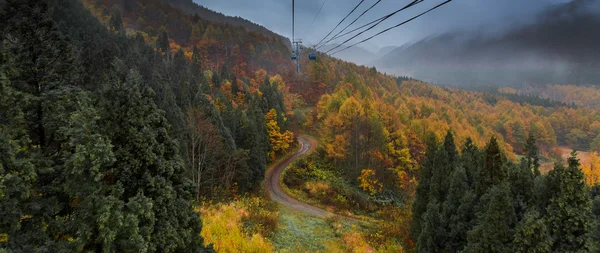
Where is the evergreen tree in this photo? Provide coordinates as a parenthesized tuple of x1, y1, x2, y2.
(525, 133, 541, 177)
(592, 188, 600, 251)
(156, 30, 170, 54)
(545, 152, 594, 252)
(509, 160, 534, 220)
(441, 166, 475, 251)
(109, 5, 123, 33)
(410, 133, 438, 240)
(531, 176, 552, 217)
(201, 75, 211, 94)
(191, 45, 202, 70)
(464, 183, 516, 253)
(476, 136, 507, 196)
(231, 74, 239, 96)
(416, 199, 444, 253)
(460, 137, 480, 188)
(211, 71, 221, 88)
(430, 131, 458, 202)
(97, 70, 209, 252)
(514, 210, 552, 253)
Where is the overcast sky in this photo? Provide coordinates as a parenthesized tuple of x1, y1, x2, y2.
(194, 0, 573, 50)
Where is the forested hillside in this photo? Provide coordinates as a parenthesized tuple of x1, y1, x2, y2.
(2, 0, 600, 252)
(161, 0, 291, 47)
(0, 0, 294, 250)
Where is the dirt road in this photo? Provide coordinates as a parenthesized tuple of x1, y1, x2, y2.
(265, 136, 341, 219)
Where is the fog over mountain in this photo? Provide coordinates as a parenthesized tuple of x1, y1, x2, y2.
(375, 0, 600, 87)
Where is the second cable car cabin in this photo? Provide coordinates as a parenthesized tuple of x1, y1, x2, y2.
(291, 53, 297, 60)
(309, 53, 317, 60)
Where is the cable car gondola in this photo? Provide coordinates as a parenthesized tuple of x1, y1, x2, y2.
(291, 53, 297, 60)
(309, 53, 317, 60)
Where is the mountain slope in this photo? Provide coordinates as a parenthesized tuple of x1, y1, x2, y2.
(375, 0, 600, 87)
(161, 0, 291, 48)
(318, 43, 377, 66)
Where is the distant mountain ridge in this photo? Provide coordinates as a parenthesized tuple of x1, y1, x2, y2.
(162, 0, 291, 48)
(373, 0, 600, 87)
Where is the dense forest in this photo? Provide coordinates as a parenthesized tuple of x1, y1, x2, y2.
(411, 132, 600, 252)
(0, 0, 293, 251)
(2, 0, 600, 252)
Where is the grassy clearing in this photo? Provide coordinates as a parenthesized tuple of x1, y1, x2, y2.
(279, 151, 413, 252)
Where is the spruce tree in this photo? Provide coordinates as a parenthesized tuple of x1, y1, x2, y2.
(460, 137, 480, 188)
(514, 210, 552, 253)
(411, 133, 438, 240)
(509, 160, 534, 220)
(531, 174, 552, 214)
(97, 70, 209, 252)
(525, 133, 541, 177)
(464, 183, 516, 253)
(416, 199, 443, 253)
(109, 5, 123, 33)
(231, 74, 239, 96)
(191, 45, 202, 71)
(441, 167, 475, 252)
(476, 136, 507, 197)
(545, 152, 594, 252)
(430, 131, 458, 202)
(156, 30, 170, 54)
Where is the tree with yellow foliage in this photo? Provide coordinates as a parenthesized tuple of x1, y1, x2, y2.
(266, 108, 294, 160)
(358, 169, 383, 196)
(582, 152, 600, 185)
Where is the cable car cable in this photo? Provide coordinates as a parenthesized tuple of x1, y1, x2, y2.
(315, 0, 383, 49)
(313, 0, 366, 48)
(329, 0, 453, 55)
(323, 0, 423, 53)
(307, 0, 328, 36)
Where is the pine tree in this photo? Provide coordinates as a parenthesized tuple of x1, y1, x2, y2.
(545, 152, 594, 252)
(416, 199, 443, 253)
(411, 133, 438, 240)
(514, 210, 552, 253)
(464, 183, 516, 253)
(476, 136, 507, 196)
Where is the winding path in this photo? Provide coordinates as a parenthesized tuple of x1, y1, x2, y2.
(265, 136, 343, 218)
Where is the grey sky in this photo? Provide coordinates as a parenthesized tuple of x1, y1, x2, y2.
(194, 0, 573, 49)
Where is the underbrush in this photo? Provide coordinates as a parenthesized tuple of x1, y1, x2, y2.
(198, 196, 279, 252)
(282, 153, 378, 215)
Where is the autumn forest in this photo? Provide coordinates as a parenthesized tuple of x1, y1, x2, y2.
(1, 0, 599, 252)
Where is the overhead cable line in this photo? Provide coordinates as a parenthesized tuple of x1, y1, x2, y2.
(316, 0, 383, 49)
(323, 0, 424, 53)
(329, 0, 453, 55)
(313, 0, 366, 48)
(307, 0, 328, 35)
